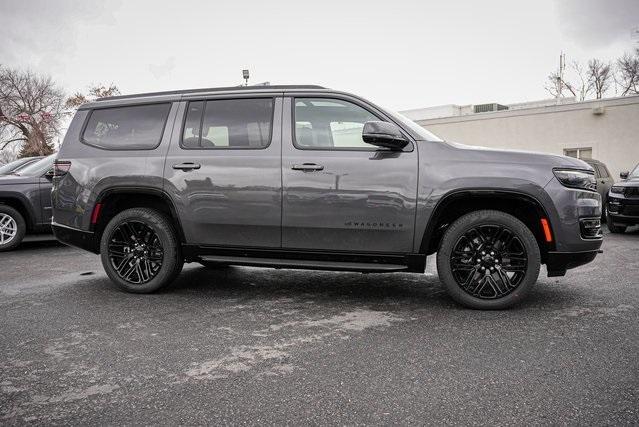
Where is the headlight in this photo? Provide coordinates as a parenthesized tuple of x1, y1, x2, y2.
(610, 186, 624, 194)
(553, 169, 596, 191)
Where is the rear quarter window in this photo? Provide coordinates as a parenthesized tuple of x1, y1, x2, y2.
(81, 103, 172, 150)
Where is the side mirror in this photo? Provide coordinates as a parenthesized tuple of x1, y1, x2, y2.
(362, 121, 408, 150)
(620, 171, 629, 179)
(44, 169, 55, 181)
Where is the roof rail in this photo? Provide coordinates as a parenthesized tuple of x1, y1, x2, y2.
(97, 85, 327, 101)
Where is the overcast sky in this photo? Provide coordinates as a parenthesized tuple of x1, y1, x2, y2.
(1, 0, 638, 110)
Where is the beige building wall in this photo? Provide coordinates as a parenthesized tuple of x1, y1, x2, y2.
(415, 95, 639, 180)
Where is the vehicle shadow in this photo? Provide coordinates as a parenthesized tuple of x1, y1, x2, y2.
(156, 264, 583, 311)
(14, 239, 65, 252)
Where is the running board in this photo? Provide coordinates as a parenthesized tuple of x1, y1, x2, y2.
(198, 255, 409, 273)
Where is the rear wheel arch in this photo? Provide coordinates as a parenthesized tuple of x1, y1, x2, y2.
(93, 188, 186, 246)
(0, 195, 35, 230)
(420, 190, 555, 262)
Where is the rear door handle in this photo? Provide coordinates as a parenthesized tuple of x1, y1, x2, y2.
(173, 162, 201, 171)
(291, 163, 324, 172)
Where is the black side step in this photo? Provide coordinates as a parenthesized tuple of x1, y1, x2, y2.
(198, 255, 409, 273)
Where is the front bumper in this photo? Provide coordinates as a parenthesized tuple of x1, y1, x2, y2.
(546, 249, 601, 277)
(52, 222, 99, 254)
(607, 194, 639, 225)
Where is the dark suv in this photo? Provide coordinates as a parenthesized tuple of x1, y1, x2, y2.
(51, 86, 602, 309)
(0, 155, 55, 251)
(606, 163, 639, 233)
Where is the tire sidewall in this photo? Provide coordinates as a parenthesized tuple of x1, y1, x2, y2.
(100, 208, 181, 293)
(0, 205, 26, 252)
(436, 210, 541, 310)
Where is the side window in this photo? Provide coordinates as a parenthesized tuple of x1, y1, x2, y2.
(82, 103, 171, 150)
(181, 98, 273, 149)
(592, 165, 602, 179)
(598, 165, 610, 178)
(294, 98, 380, 149)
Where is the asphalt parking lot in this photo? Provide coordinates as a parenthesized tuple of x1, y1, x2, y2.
(1, 228, 638, 425)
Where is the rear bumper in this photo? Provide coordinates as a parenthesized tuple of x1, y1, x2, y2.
(52, 222, 99, 254)
(546, 249, 601, 277)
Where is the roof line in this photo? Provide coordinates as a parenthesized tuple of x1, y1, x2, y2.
(97, 85, 327, 101)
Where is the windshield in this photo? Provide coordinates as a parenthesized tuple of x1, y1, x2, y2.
(0, 158, 36, 175)
(14, 155, 55, 176)
(630, 164, 639, 179)
(386, 110, 443, 142)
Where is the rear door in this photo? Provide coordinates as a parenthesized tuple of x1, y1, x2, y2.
(163, 95, 283, 248)
(281, 95, 418, 253)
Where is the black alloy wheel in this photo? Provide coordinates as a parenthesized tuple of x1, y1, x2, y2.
(436, 210, 541, 309)
(108, 220, 164, 284)
(100, 208, 183, 293)
(450, 225, 527, 299)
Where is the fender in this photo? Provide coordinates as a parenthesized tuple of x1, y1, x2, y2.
(0, 191, 37, 229)
(418, 188, 556, 254)
(93, 186, 186, 242)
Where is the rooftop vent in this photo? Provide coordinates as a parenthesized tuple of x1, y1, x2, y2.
(473, 103, 509, 114)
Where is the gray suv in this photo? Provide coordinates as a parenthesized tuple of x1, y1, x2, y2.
(0, 155, 55, 251)
(51, 86, 603, 309)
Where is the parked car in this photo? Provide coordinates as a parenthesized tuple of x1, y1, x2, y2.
(51, 85, 602, 309)
(606, 163, 639, 233)
(0, 155, 55, 251)
(583, 158, 614, 220)
(0, 156, 43, 176)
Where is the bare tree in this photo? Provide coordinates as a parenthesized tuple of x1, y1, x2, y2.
(0, 66, 66, 157)
(587, 59, 612, 99)
(616, 49, 639, 96)
(66, 84, 120, 109)
(544, 58, 592, 101)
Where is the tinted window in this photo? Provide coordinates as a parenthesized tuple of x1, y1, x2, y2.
(294, 98, 380, 149)
(181, 98, 273, 149)
(14, 155, 55, 176)
(0, 158, 37, 175)
(82, 103, 171, 150)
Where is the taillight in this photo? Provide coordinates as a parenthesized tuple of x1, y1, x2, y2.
(53, 160, 71, 177)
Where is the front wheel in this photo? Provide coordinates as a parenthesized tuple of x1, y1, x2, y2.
(100, 208, 183, 293)
(436, 210, 541, 310)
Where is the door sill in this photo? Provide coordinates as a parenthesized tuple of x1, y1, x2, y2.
(198, 255, 409, 273)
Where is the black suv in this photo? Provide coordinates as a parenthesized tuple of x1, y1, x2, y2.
(0, 155, 55, 251)
(52, 85, 603, 309)
(607, 163, 639, 233)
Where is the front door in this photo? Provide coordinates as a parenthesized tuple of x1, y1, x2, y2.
(164, 96, 282, 248)
(281, 96, 418, 253)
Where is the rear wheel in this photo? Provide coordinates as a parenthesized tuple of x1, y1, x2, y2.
(100, 208, 183, 293)
(0, 205, 26, 252)
(436, 210, 541, 309)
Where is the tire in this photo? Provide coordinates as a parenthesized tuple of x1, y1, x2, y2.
(100, 208, 184, 293)
(0, 205, 26, 252)
(606, 210, 627, 233)
(199, 261, 230, 269)
(436, 210, 541, 310)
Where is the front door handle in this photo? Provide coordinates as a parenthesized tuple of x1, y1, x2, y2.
(173, 162, 201, 171)
(291, 163, 324, 172)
